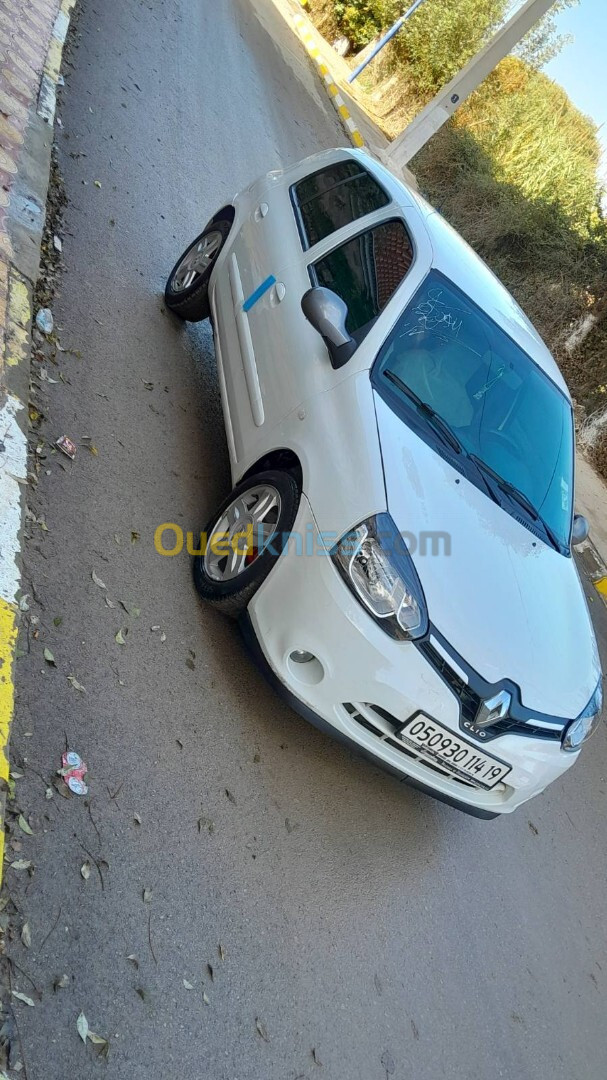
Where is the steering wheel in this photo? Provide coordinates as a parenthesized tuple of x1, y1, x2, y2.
(482, 429, 521, 461)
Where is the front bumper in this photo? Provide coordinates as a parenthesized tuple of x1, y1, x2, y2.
(244, 495, 575, 816)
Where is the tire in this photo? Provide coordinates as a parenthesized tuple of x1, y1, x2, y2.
(165, 216, 232, 321)
(193, 470, 300, 617)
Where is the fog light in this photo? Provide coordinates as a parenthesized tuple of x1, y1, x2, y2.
(287, 649, 324, 687)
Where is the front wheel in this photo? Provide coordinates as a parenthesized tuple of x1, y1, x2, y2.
(193, 470, 300, 617)
(165, 216, 232, 321)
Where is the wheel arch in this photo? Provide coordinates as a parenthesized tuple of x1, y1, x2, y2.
(210, 204, 236, 226)
(237, 448, 303, 493)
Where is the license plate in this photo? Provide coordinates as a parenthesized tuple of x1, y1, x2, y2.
(397, 713, 511, 790)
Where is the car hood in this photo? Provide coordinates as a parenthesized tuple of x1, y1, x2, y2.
(373, 393, 601, 718)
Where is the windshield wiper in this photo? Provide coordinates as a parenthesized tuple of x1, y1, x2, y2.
(468, 455, 561, 551)
(384, 370, 463, 456)
(468, 455, 537, 517)
(382, 370, 562, 552)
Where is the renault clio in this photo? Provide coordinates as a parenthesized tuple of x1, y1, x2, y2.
(165, 148, 602, 818)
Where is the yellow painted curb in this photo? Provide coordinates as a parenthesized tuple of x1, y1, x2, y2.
(291, 12, 365, 150)
(45, 35, 63, 83)
(594, 576, 607, 598)
(0, 599, 17, 874)
(5, 270, 31, 368)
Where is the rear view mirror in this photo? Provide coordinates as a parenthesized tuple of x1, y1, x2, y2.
(301, 287, 357, 369)
(571, 514, 589, 546)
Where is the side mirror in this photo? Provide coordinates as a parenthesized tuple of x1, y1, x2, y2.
(572, 514, 589, 546)
(301, 287, 357, 369)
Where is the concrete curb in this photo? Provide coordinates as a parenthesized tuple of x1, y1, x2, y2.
(577, 538, 607, 609)
(0, 0, 77, 884)
(291, 9, 365, 148)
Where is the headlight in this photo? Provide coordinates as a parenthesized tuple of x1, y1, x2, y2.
(331, 514, 428, 640)
(562, 680, 603, 752)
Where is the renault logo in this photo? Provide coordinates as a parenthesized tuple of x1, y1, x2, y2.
(475, 689, 511, 729)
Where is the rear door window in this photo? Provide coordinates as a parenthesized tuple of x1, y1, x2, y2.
(310, 219, 414, 340)
(292, 161, 390, 249)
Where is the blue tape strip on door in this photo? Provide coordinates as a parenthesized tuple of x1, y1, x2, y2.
(242, 275, 277, 312)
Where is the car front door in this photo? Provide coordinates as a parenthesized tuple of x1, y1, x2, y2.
(218, 158, 421, 465)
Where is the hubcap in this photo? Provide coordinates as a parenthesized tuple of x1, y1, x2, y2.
(203, 485, 282, 582)
(170, 229, 224, 293)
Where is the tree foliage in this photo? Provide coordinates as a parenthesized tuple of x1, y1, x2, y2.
(333, 0, 506, 95)
(330, 0, 579, 94)
(515, 0, 577, 70)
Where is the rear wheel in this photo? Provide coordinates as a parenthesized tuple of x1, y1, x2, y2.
(193, 470, 300, 617)
(165, 215, 232, 321)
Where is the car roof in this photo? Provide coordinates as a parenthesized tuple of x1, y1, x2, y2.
(353, 151, 570, 399)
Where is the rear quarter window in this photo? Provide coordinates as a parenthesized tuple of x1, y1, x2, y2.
(292, 161, 390, 249)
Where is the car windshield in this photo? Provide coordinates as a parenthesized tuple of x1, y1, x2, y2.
(372, 271, 574, 549)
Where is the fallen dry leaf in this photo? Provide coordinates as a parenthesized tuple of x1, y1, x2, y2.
(12, 991, 35, 1007)
(10, 859, 32, 871)
(81, 862, 91, 881)
(53, 974, 69, 991)
(120, 600, 140, 619)
(21, 922, 31, 948)
(183, 979, 194, 991)
(67, 675, 86, 692)
(115, 629, 127, 646)
(77, 1011, 89, 1042)
(142, 888, 152, 903)
(256, 1018, 269, 1042)
(91, 569, 106, 590)
(43, 647, 56, 666)
(53, 776, 72, 798)
(88, 1031, 108, 1054)
(18, 814, 34, 836)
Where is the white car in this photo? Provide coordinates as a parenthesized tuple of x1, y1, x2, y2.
(165, 148, 602, 818)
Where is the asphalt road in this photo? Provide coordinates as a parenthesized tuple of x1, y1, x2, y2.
(9, 1, 607, 1078)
